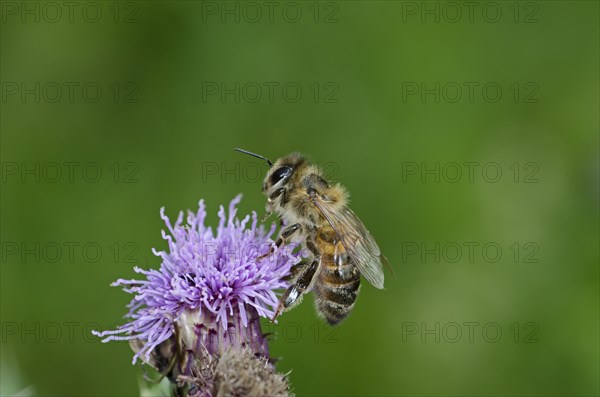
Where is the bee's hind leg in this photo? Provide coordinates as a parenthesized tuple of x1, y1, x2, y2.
(273, 257, 318, 321)
(283, 257, 312, 282)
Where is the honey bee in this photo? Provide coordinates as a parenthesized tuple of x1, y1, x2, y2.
(235, 149, 387, 325)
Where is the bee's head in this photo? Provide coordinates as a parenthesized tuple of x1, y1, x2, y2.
(234, 148, 307, 205)
(262, 151, 307, 192)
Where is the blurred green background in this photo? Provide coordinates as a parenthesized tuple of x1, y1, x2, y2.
(1, 1, 598, 396)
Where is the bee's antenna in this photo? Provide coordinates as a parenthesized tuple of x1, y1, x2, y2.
(234, 148, 273, 167)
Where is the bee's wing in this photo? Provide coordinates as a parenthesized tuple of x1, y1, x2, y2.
(312, 198, 385, 289)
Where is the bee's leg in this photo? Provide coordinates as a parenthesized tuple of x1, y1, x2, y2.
(305, 239, 319, 256)
(262, 187, 285, 221)
(274, 223, 301, 249)
(261, 210, 272, 223)
(269, 187, 285, 202)
(284, 235, 319, 282)
(283, 257, 312, 282)
(273, 258, 319, 320)
(258, 223, 301, 261)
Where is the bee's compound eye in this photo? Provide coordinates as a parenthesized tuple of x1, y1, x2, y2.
(270, 166, 292, 185)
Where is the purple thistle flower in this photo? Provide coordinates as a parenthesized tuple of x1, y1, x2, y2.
(93, 195, 300, 365)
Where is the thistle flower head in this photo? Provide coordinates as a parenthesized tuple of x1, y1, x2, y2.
(93, 195, 299, 364)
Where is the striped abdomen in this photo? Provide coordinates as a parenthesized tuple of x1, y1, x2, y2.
(314, 227, 361, 325)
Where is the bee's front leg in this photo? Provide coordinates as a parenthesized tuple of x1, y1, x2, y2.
(262, 187, 285, 222)
(261, 210, 273, 223)
(257, 223, 301, 261)
(273, 258, 318, 321)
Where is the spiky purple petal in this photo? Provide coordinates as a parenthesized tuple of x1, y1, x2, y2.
(93, 195, 299, 364)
